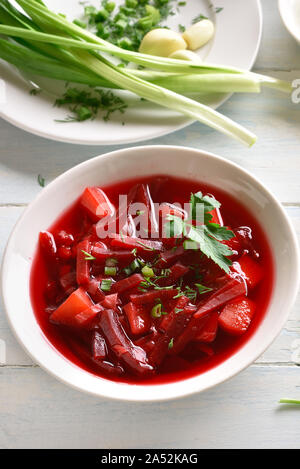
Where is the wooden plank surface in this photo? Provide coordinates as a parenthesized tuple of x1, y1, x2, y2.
(0, 0, 300, 449)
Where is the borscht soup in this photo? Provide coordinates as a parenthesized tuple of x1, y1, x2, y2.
(30, 176, 273, 385)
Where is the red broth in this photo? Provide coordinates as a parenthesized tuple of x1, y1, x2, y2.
(30, 175, 274, 385)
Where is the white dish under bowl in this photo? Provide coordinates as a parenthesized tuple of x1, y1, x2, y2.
(1, 145, 299, 401)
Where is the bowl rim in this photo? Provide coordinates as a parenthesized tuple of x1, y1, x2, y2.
(278, 0, 300, 43)
(1, 144, 300, 402)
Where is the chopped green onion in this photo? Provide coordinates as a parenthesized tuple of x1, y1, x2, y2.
(81, 250, 96, 261)
(151, 303, 162, 318)
(130, 258, 141, 272)
(104, 266, 117, 276)
(168, 338, 174, 349)
(100, 278, 112, 291)
(72, 18, 86, 29)
(142, 265, 155, 278)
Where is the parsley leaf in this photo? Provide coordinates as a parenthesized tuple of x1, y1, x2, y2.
(165, 191, 235, 273)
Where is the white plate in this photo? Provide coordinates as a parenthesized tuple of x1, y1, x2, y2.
(0, 0, 262, 145)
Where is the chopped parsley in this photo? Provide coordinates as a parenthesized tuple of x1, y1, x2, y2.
(54, 87, 127, 123)
(37, 174, 45, 187)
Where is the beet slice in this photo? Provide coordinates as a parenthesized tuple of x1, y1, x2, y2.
(76, 239, 91, 285)
(149, 297, 193, 367)
(112, 273, 144, 294)
(130, 288, 178, 305)
(110, 234, 163, 252)
(123, 302, 151, 336)
(99, 309, 153, 376)
(194, 311, 219, 343)
(92, 331, 107, 360)
(194, 277, 247, 319)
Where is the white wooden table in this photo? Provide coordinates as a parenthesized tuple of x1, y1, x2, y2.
(0, 0, 300, 449)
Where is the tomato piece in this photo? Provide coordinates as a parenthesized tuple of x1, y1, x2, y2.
(101, 293, 119, 310)
(195, 311, 219, 343)
(194, 278, 247, 319)
(112, 273, 144, 294)
(130, 288, 178, 305)
(50, 287, 93, 327)
(219, 296, 256, 335)
(80, 187, 114, 221)
(234, 255, 263, 288)
(39, 231, 57, 257)
(76, 239, 91, 285)
(123, 302, 151, 336)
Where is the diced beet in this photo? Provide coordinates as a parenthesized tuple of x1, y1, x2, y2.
(86, 278, 105, 303)
(50, 287, 94, 327)
(55, 230, 74, 247)
(74, 303, 103, 327)
(169, 314, 210, 355)
(92, 246, 134, 264)
(101, 293, 119, 310)
(110, 234, 163, 252)
(99, 309, 153, 376)
(156, 245, 185, 268)
(39, 231, 57, 257)
(123, 302, 151, 336)
(60, 270, 76, 293)
(149, 298, 194, 367)
(195, 311, 219, 343)
(194, 278, 247, 319)
(159, 295, 190, 331)
(234, 255, 263, 288)
(166, 262, 189, 284)
(80, 187, 114, 221)
(130, 288, 178, 305)
(219, 296, 256, 335)
(92, 331, 107, 360)
(77, 239, 92, 285)
(112, 273, 144, 294)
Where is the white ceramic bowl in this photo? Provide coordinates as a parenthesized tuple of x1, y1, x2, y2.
(1, 146, 299, 402)
(278, 0, 300, 44)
